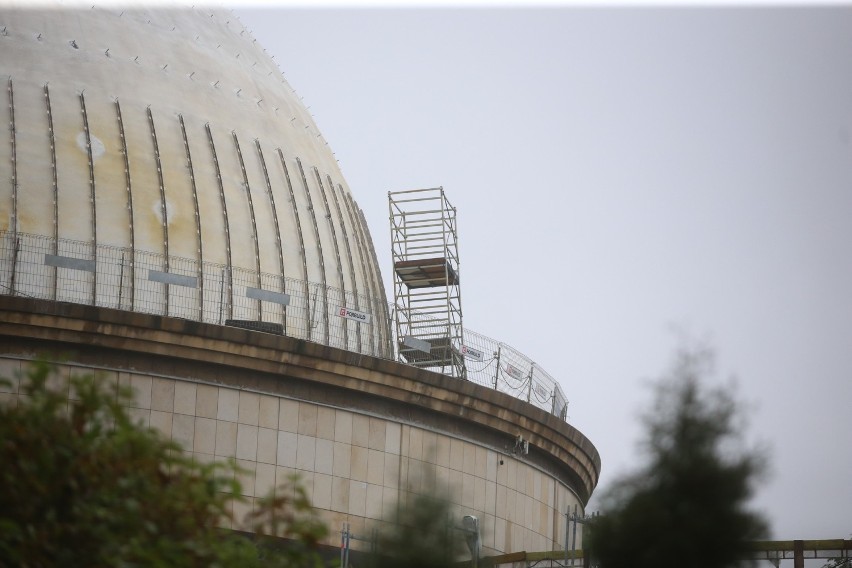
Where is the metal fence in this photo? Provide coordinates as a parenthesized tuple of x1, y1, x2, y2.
(0, 230, 567, 420)
(461, 327, 568, 419)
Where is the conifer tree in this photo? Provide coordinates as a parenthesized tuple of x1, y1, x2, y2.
(587, 348, 768, 568)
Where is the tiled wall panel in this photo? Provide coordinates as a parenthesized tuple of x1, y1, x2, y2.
(0, 360, 586, 555)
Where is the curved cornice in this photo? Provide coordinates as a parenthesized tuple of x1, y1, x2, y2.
(0, 296, 601, 503)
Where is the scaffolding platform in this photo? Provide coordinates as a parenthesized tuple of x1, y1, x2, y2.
(393, 257, 459, 288)
(398, 336, 461, 367)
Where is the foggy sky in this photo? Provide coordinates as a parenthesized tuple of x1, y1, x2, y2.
(235, 5, 852, 550)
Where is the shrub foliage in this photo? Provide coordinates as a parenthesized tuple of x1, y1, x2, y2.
(0, 362, 327, 567)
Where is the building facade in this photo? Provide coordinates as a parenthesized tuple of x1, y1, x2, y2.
(0, 7, 600, 557)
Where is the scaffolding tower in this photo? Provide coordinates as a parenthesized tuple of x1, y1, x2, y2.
(389, 187, 466, 379)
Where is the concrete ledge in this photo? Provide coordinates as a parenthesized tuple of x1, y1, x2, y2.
(0, 295, 601, 503)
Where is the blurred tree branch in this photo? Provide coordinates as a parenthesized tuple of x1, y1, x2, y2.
(587, 346, 769, 568)
(0, 361, 328, 567)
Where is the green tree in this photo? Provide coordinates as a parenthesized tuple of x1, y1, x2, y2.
(372, 493, 463, 568)
(247, 474, 330, 568)
(0, 361, 328, 567)
(587, 347, 769, 568)
(370, 467, 466, 568)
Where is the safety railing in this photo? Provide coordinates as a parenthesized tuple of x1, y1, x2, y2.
(0, 230, 567, 419)
(460, 327, 568, 419)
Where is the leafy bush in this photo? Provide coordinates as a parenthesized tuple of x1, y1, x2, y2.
(0, 361, 328, 567)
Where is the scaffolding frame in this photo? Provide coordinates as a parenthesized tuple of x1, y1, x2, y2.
(389, 187, 465, 378)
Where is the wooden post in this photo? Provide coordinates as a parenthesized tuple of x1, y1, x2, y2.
(793, 539, 804, 568)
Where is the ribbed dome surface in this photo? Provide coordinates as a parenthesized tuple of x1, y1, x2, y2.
(0, 8, 389, 354)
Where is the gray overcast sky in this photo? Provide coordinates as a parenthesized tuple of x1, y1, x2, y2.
(235, 5, 852, 546)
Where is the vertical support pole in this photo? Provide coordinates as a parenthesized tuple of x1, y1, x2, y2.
(277, 149, 310, 339)
(44, 85, 59, 299)
(7, 79, 18, 296)
(179, 114, 203, 320)
(232, 132, 262, 320)
(219, 268, 225, 325)
(340, 522, 348, 568)
(255, 141, 286, 332)
(147, 106, 168, 314)
(328, 176, 361, 354)
(296, 158, 329, 344)
(115, 100, 135, 311)
(80, 93, 97, 306)
(494, 346, 502, 390)
(793, 540, 804, 568)
(526, 363, 536, 403)
(339, 183, 375, 355)
(571, 504, 578, 566)
(206, 123, 232, 320)
(564, 508, 570, 564)
(339, 523, 344, 568)
(345, 524, 351, 568)
(10, 237, 19, 295)
(314, 168, 346, 348)
(118, 252, 124, 309)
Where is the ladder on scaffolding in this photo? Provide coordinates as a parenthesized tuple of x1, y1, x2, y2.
(389, 187, 466, 379)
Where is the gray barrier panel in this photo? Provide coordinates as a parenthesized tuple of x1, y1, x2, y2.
(246, 286, 290, 306)
(148, 270, 198, 288)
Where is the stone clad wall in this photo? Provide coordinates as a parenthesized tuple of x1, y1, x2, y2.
(0, 297, 600, 555)
(0, 357, 583, 555)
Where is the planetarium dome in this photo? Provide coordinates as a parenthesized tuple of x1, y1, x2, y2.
(0, 7, 601, 560)
(0, 7, 389, 354)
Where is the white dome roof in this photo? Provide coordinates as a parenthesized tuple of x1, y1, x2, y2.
(0, 8, 389, 354)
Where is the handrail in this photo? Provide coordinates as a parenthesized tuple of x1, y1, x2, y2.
(474, 539, 852, 567)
